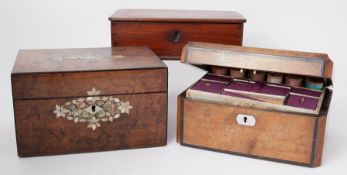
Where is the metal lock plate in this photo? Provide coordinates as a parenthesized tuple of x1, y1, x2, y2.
(236, 114, 256, 127)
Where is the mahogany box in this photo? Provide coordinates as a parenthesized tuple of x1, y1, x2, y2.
(109, 9, 246, 60)
(177, 42, 333, 167)
(12, 47, 168, 157)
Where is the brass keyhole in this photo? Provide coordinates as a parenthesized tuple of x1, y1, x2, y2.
(173, 31, 181, 43)
(243, 116, 248, 123)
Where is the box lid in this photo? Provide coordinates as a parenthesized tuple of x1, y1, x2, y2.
(109, 9, 246, 23)
(12, 47, 167, 100)
(181, 42, 333, 79)
(12, 47, 166, 74)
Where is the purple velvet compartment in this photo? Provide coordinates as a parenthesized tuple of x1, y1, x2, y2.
(225, 81, 289, 97)
(191, 80, 226, 94)
(202, 74, 232, 83)
(285, 94, 319, 110)
(262, 85, 289, 96)
(225, 81, 253, 92)
(221, 91, 261, 101)
(291, 87, 321, 97)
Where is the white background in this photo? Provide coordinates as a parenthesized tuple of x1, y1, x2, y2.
(1, 0, 346, 174)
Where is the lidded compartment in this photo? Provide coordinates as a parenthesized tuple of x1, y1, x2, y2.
(181, 42, 333, 115)
(12, 47, 168, 157)
(109, 9, 246, 60)
(177, 42, 334, 167)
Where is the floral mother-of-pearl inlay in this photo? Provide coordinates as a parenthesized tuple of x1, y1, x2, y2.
(53, 88, 133, 130)
(52, 52, 124, 62)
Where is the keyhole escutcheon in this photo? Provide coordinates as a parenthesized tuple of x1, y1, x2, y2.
(236, 114, 256, 127)
(172, 31, 182, 43)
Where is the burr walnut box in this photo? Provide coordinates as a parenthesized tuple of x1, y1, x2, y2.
(177, 42, 333, 167)
(12, 47, 168, 157)
(109, 9, 246, 60)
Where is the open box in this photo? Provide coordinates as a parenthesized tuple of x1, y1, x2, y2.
(177, 42, 333, 167)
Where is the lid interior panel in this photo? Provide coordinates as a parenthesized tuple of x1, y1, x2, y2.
(182, 42, 332, 79)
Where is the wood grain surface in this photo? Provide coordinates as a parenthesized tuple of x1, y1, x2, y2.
(110, 10, 245, 60)
(12, 47, 166, 74)
(15, 92, 167, 157)
(12, 68, 167, 100)
(111, 22, 243, 60)
(181, 98, 316, 164)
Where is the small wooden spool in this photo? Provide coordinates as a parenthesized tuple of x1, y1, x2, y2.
(211, 66, 228, 76)
(230, 68, 245, 78)
(249, 70, 265, 81)
(267, 73, 283, 84)
(305, 77, 324, 90)
(285, 75, 303, 87)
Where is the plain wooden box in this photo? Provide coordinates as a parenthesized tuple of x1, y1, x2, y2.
(109, 9, 246, 60)
(12, 47, 168, 157)
(177, 42, 333, 167)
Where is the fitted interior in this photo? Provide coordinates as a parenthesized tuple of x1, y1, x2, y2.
(185, 65, 332, 115)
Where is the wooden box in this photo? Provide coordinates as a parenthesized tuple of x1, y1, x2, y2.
(109, 9, 246, 60)
(177, 42, 333, 167)
(12, 47, 168, 157)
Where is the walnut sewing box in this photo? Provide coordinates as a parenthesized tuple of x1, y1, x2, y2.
(109, 9, 246, 60)
(12, 47, 168, 157)
(177, 42, 333, 167)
